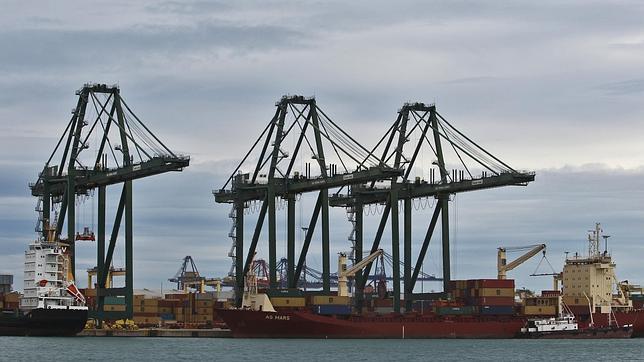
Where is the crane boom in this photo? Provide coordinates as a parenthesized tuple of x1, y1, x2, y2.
(497, 244, 546, 280)
(338, 249, 384, 297)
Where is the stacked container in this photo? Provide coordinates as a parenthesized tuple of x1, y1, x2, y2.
(309, 295, 352, 315)
(448, 279, 516, 315)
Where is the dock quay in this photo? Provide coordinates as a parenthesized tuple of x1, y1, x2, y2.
(79, 328, 231, 338)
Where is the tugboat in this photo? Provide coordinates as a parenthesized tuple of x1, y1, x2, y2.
(0, 231, 88, 336)
(520, 290, 633, 338)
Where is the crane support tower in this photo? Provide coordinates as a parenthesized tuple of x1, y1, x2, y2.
(497, 244, 546, 280)
(30, 83, 189, 325)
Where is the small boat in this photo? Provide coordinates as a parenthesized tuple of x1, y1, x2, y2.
(519, 296, 633, 339)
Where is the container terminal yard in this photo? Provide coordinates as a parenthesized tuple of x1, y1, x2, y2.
(1, 84, 643, 338)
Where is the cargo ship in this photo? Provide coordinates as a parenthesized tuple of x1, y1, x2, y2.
(218, 251, 525, 339)
(0, 237, 88, 336)
(218, 224, 644, 339)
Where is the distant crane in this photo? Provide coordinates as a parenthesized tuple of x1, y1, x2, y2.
(497, 244, 548, 280)
(169, 256, 221, 293)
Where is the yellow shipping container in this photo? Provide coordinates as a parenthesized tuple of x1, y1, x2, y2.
(270, 297, 306, 308)
(471, 288, 514, 298)
(136, 306, 159, 314)
(196, 308, 213, 315)
(4, 293, 20, 303)
(143, 298, 160, 307)
(194, 314, 213, 322)
(310, 295, 350, 305)
(523, 305, 557, 316)
(195, 300, 214, 308)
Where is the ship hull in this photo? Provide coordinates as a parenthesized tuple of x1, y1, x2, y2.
(519, 326, 633, 339)
(571, 309, 644, 338)
(217, 309, 525, 339)
(0, 308, 88, 336)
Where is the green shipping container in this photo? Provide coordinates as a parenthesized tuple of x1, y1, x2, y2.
(104, 296, 126, 305)
(436, 306, 478, 315)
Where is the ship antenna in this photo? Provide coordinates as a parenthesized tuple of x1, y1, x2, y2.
(602, 235, 610, 255)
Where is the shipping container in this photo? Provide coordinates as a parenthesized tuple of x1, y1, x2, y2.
(435, 306, 478, 315)
(165, 293, 189, 300)
(143, 298, 160, 307)
(195, 293, 215, 300)
(104, 296, 125, 305)
(479, 305, 514, 315)
(523, 305, 557, 316)
(195, 300, 214, 308)
(310, 295, 350, 305)
(196, 308, 213, 315)
(373, 307, 394, 314)
(0, 274, 13, 285)
(265, 289, 306, 298)
(159, 299, 181, 308)
(160, 313, 175, 320)
(472, 279, 515, 289)
(315, 304, 352, 315)
(3, 293, 20, 303)
(271, 297, 306, 308)
(467, 296, 515, 306)
(471, 288, 514, 298)
(103, 304, 126, 312)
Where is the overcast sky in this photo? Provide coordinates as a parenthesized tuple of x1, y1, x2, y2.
(1, 1, 643, 293)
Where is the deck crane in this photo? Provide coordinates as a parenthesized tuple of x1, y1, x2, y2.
(338, 249, 384, 297)
(497, 244, 546, 280)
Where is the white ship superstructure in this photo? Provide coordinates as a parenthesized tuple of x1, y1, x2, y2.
(20, 240, 85, 310)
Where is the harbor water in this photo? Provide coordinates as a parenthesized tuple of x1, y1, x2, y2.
(1, 337, 642, 361)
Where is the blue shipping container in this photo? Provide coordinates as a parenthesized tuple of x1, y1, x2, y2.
(315, 304, 352, 315)
(160, 313, 175, 320)
(479, 306, 514, 315)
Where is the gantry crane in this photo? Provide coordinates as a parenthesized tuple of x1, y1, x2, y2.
(214, 95, 402, 306)
(330, 102, 535, 312)
(30, 83, 189, 324)
(169, 256, 221, 293)
(497, 244, 546, 280)
(337, 249, 384, 297)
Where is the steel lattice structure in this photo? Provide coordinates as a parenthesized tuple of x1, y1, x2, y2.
(30, 84, 189, 323)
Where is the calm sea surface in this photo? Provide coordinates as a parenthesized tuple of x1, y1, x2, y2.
(1, 337, 642, 361)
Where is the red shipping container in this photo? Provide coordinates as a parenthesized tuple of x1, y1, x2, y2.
(473, 279, 515, 289)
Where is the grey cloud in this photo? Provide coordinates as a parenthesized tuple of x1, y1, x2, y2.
(0, 22, 307, 73)
(598, 79, 644, 95)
